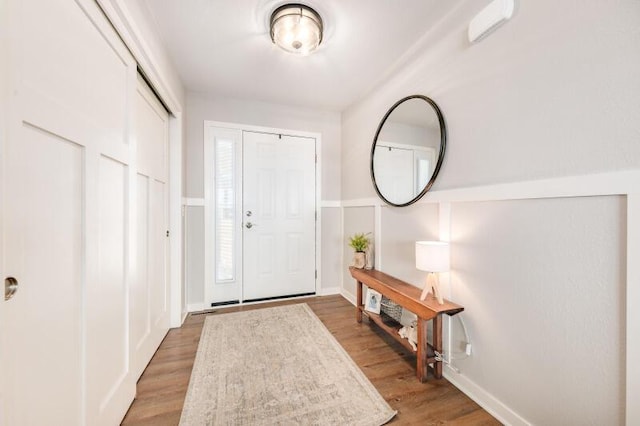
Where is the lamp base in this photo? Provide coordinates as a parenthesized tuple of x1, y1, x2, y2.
(420, 272, 444, 304)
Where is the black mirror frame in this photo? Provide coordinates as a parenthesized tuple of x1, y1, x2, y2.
(370, 94, 447, 207)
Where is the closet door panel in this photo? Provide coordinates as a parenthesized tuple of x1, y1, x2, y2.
(3, 0, 138, 424)
(3, 123, 84, 426)
(86, 155, 131, 425)
(150, 179, 169, 328)
(131, 174, 151, 378)
(19, 0, 130, 149)
(130, 74, 169, 383)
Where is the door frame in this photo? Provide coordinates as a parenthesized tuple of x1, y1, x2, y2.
(203, 120, 322, 307)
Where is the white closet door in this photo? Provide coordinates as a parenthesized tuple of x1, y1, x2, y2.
(1, 0, 138, 424)
(130, 74, 170, 380)
(242, 132, 316, 301)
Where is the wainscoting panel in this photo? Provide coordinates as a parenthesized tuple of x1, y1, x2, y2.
(342, 207, 375, 297)
(450, 196, 625, 425)
(338, 170, 639, 425)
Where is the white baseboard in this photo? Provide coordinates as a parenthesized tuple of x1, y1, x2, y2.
(337, 282, 528, 425)
(443, 366, 530, 426)
(187, 303, 207, 313)
(319, 286, 341, 296)
(340, 288, 357, 306)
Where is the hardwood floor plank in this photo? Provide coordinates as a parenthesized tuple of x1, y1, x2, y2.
(121, 295, 500, 425)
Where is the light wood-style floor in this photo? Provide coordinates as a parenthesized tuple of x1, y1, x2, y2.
(122, 295, 500, 425)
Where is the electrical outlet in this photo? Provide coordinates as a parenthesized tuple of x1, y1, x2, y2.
(465, 343, 472, 356)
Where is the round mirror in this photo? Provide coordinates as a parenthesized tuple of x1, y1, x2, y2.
(370, 95, 446, 207)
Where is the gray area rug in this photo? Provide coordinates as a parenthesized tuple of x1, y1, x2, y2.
(179, 303, 396, 425)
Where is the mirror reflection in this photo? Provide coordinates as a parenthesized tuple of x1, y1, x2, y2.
(371, 95, 446, 206)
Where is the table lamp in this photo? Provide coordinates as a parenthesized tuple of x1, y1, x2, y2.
(415, 241, 450, 304)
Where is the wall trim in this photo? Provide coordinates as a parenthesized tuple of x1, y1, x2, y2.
(205, 120, 320, 140)
(341, 170, 640, 208)
(187, 303, 207, 313)
(627, 193, 640, 425)
(318, 286, 341, 296)
(182, 197, 205, 207)
(187, 198, 341, 209)
(443, 367, 530, 426)
(340, 288, 357, 307)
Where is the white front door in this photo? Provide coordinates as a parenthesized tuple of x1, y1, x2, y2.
(242, 131, 316, 301)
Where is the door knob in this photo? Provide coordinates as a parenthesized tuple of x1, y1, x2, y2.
(245, 222, 257, 229)
(246, 210, 252, 217)
(5, 277, 18, 301)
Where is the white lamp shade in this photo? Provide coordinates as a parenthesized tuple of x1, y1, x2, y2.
(415, 241, 450, 272)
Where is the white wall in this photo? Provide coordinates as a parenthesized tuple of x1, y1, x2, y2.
(185, 92, 341, 199)
(185, 92, 342, 308)
(341, 1, 639, 424)
(343, 0, 640, 198)
(342, 207, 375, 301)
(450, 196, 625, 425)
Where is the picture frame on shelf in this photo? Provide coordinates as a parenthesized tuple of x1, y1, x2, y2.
(364, 288, 382, 314)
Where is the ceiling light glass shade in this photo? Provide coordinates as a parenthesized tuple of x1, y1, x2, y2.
(270, 4, 323, 55)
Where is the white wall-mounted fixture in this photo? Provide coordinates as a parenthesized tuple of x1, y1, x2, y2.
(468, 0, 514, 43)
(270, 3, 323, 55)
(415, 241, 450, 304)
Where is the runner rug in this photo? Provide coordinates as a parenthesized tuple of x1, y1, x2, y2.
(179, 303, 396, 425)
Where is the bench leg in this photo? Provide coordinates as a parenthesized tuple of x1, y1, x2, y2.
(356, 280, 363, 323)
(433, 315, 443, 379)
(416, 318, 428, 382)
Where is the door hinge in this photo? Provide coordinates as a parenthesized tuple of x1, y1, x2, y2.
(315, 270, 317, 279)
(315, 211, 317, 221)
(166, 230, 170, 237)
(315, 154, 317, 163)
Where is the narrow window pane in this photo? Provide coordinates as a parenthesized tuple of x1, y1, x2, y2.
(215, 138, 235, 282)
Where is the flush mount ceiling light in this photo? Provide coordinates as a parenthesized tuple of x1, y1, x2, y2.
(270, 3, 323, 55)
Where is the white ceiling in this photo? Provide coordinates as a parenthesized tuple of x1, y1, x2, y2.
(142, 0, 459, 111)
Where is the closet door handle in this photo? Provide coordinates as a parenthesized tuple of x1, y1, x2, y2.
(5, 277, 18, 301)
(245, 222, 257, 229)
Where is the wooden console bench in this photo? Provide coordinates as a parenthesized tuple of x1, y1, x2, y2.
(350, 267, 464, 382)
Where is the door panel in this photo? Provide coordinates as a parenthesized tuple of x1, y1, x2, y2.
(3, 0, 143, 424)
(132, 174, 151, 354)
(130, 75, 169, 381)
(150, 179, 168, 326)
(87, 156, 129, 420)
(20, 0, 130, 149)
(3, 123, 84, 426)
(242, 132, 316, 301)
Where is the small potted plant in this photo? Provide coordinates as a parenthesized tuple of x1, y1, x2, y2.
(348, 232, 370, 269)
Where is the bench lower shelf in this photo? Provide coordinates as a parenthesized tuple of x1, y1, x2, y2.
(359, 307, 437, 365)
